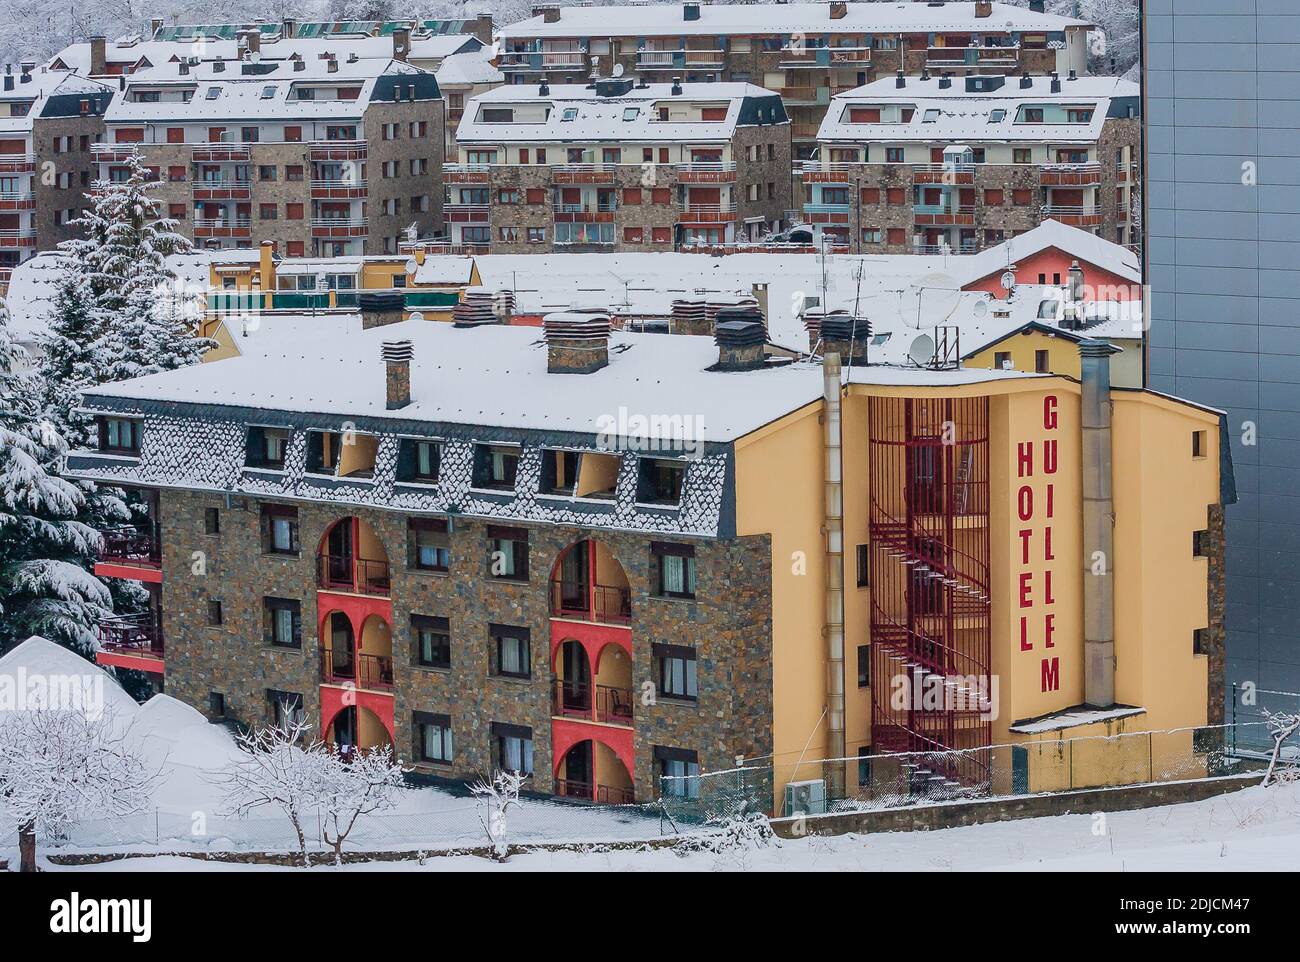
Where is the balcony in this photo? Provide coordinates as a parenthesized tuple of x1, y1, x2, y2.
(552, 679, 634, 727)
(191, 143, 252, 163)
(677, 161, 736, 183)
(97, 524, 161, 572)
(310, 217, 368, 238)
(779, 44, 872, 67)
(926, 44, 1021, 68)
(554, 201, 617, 223)
(309, 141, 367, 162)
(1041, 163, 1103, 187)
(445, 203, 490, 223)
(554, 779, 635, 805)
(912, 240, 978, 255)
(677, 202, 737, 224)
(89, 145, 134, 164)
(0, 227, 36, 248)
(193, 218, 251, 238)
(96, 614, 164, 674)
(193, 179, 252, 201)
(914, 163, 975, 185)
(800, 161, 857, 184)
(636, 49, 682, 69)
(310, 178, 368, 199)
(803, 201, 851, 224)
(777, 86, 826, 105)
(317, 554, 390, 596)
(320, 646, 393, 692)
(443, 163, 492, 184)
(552, 164, 616, 185)
(914, 204, 977, 226)
(1042, 204, 1104, 227)
(498, 48, 587, 71)
(0, 151, 35, 172)
(0, 188, 35, 211)
(550, 578, 631, 625)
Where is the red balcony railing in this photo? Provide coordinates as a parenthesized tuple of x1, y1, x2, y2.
(317, 554, 391, 596)
(551, 679, 634, 726)
(554, 779, 636, 804)
(549, 578, 631, 624)
(98, 614, 164, 659)
(99, 524, 161, 568)
(319, 646, 394, 691)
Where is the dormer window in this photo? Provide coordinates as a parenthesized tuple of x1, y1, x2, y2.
(261, 85, 276, 99)
(623, 107, 639, 121)
(988, 108, 1006, 123)
(636, 457, 685, 506)
(472, 443, 519, 491)
(97, 417, 141, 455)
(205, 86, 221, 100)
(396, 438, 442, 484)
(305, 429, 377, 480)
(561, 107, 578, 121)
(922, 108, 939, 123)
(245, 426, 290, 470)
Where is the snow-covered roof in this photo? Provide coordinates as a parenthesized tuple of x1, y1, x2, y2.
(434, 48, 504, 87)
(818, 74, 1139, 145)
(412, 256, 477, 285)
(81, 317, 1042, 444)
(500, 2, 1090, 40)
(456, 81, 784, 144)
(103, 58, 431, 124)
(0, 70, 114, 134)
(959, 218, 1141, 285)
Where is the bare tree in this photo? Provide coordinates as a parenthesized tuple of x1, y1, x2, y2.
(1263, 711, 1300, 787)
(469, 769, 527, 861)
(317, 744, 406, 866)
(0, 708, 159, 872)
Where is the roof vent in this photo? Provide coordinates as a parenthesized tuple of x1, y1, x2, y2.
(539, 80, 549, 95)
(713, 315, 767, 372)
(381, 340, 414, 409)
(1020, 71, 1032, 89)
(829, 1, 848, 19)
(671, 76, 683, 95)
(212, 60, 225, 72)
(1050, 71, 1061, 93)
(920, 68, 931, 82)
(595, 77, 635, 97)
(358, 290, 405, 330)
(293, 57, 305, 71)
(683, 2, 701, 21)
(819, 311, 871, 363)
(895, 69, 905, 89)
(452, 287, 509, 327)
(544, 311, 612, 373)
(938, 73, 951, 89)
(966, 74, 1004, 93)
(327, 56, 339, 73)
(1068, 68, 1078, 81)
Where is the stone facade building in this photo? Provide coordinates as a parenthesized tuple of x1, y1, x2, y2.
(800, 72, 1141, 255)
(0, 65, 113, 287)
(447, 78, 791, 252)
(93, 54, 444, 257)
(498, 1, 1092, 166)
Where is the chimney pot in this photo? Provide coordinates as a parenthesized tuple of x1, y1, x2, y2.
(829, 1, 848, 19)
(818, 311, 871, 363)
(895, 69, 905, 88)
(382, 340, 414, 409)
(713, 314, 767, 371)
(89, 36, 107, 76)
(544, 311, 612, 373)
(393, 26, 411, 62)
(683, 2, 701, 21)
(975, 0, 992, 18)
(359, 290, 406, 329)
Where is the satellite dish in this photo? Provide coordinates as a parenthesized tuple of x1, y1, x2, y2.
(408, 311, 425, 322)
(1000, 270, 1016, 291)
(972, 298, 989, 318)
(612, 62, 624, 78)
(405, 257, 419, 275)
(250, 51, 261, 63)
(908, 333, 936, 367)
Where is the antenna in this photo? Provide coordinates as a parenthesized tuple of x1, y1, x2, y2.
(907, 333, 936, 367)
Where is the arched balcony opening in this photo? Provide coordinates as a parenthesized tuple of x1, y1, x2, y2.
(320, 611, 356, 685)
(549, 538, 631, 624)
(358, 614, 394, 691)
(551, 640, 634, 726)
(555, 739, 635, 805)
(317, 516, 390, 596)
(325, 704, 393, 760)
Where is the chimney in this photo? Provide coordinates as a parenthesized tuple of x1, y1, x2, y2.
(359, 290, 405, 330)
(89, 36, 107, 76)
(895, 69, 905, 89)
(544, 311, 611, 374)
(750, 282, 769, 325)
(19, 62, 34, 83)
(537, 5, 562, 24)
(829, 1, 848, 18)
(1067, 259, 1086, 303)
(238, 29, 261, 57)
(1050, 71, 1061, 93)
(326, 55, 339, 73)
(1020, 70, 1032, 89)
(713, 318, 766, 371)
(473, 14, 494, 45)
(1068, 68, 1078, 81)
(2, 67, 12, 93)
(539, 80, 550, 95)
(1029, 0, 1046, 11)
(920, 67, 930, 81)
(975, 0, 992, 17)
(179, 61, 189, 75)
(282, 18, 297, 39)
(1079, 338, 1121, 708)
(671, 76, 683, 95)
(393, 27, 411, 63)
(382, 340, 414, 409)
(938, 73, 952, 89)
(683, 2, 701, 21)
(293, 56, 305, 71)
(150, 18, 163, 36)
(819, 311, 870, 364)
(453, 288, 506, 326)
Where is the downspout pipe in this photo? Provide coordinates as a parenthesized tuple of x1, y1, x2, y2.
(823, 352, 846, 796)
(1080, 338, 1120, 707)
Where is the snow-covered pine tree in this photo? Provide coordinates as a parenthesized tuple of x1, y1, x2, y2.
(38, 258, 105, 452)
(0, 295, 111, 656)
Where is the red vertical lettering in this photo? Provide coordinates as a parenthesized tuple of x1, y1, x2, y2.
(1041, 657, 1060, 692)
(1020, 616, 1032, 651)
(1045, 483, 1054, 519)
(1044, 612, 1056, 649)
(1019, 572, 1033, 608)
(1043, 569, 1055, 605)
(1017, 441, 1034, 478)
(1044, 395, 1058, 430)
(1043, 438, 1058, 475)
(1018, 528, 1033, 565)
(1043, 526, 1055, 562)
(1018, 485, 1034, 521)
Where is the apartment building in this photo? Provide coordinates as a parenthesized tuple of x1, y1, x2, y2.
(93, 55, 444, 256)
(70, 299, 1227, 808)
(446, 78, 791, 252)
(799, 72, 1140, 255)
(499, 1, 1092, 163)
(0, 64, 114, 286)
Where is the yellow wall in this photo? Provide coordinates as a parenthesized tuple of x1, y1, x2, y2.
(734, 402, 828, 797)
(966, 330, 1143, 388)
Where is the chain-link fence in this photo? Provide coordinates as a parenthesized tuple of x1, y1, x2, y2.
(1230, 684, 1300, 758)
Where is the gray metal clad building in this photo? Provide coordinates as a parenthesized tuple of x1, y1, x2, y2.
(1146, 0, 1300, 706)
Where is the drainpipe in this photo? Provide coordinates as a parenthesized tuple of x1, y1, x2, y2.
(1080, 338, 1120, 707)
(823, 352, 846, 796)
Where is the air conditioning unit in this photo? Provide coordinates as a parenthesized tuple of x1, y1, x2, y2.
(784, 778, 827, 817)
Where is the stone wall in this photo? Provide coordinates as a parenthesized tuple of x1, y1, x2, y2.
(31, 113, 104, 249)
(364, 96, 445, 253)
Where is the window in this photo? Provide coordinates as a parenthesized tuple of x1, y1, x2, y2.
(305, 429, 376, 479)
(1013, 148, 1032, 164)
(409, 121, 428, 138)
(1035, 350, 1050, 374)
(411, 615, 450, 669)
(259, 165, 277, 181)
(989, 108, 1007, 123)
(205, 86, 222, 100)
(539, 449, 580, 496)
(284, 126, 302, 142)
(1023, 107, 1044, 123)
(206, 599, 223, 626)
(263, 597, 302, 648)
(857, 644, 870, 688)
(204, 507, 221, 535)
(268, 690, 304, 729)
(166, 127, 185, 144)
(637, 458, 685, 505)
(97, 417, 140, 455)
(408, 519, 450, 572)
(655, 746, 700, 799)
(168, 165, 186, 182)
(561, 107, 578, 121)
(473, 443, 519, 490)
(286, 165, 304, 182)
(652, 542, 696, 599)
(1192, 430, 1207, 459)
(241, 126, 259, 142)
(487, 525, 529, 581)
(861, 227, 882, 244)
(1012, 189, 1032, 206)
(285, 202, 304, 219)
(260, 504, 299, 555)
(1193, 529, 1208, 558)
(259, 203, 277, 220)
(168, 203, 187, 220)
(994, 351, 1013, 370)
(652, 227, 671, 244)
(397, 438, 441, 483)
(885, 147, 904, 163)
(492, 722, 534, 775)
(860, 187, 880, 204)
(856, 543, 869, 587)
(260, 86, 276, 100)
(245, 425, 290, 469)
(886, 187, 905, 205)
(490, 625, 531, 679)
(498, 188, 521, 204)
(602, 147, 621, 164)
(414, 712, 453, 764)
(624, 226, 644, 243)
(623, 187, 642, 205)
(623, 107, 639, 120)
(525, 187, 546, 205)
(1193, 628, 1208, 655)
(886, 228, 905, 246)
(922, 108, 939, 123)
(650, 187, 671, 205)
(653, 643, 698, 701)
(984, 188, 1004, 206)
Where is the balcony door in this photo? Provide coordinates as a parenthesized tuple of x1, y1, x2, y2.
(560, 640, 591, 713)
(559, 542, 589, 612)
(327, 520, 353, 585)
